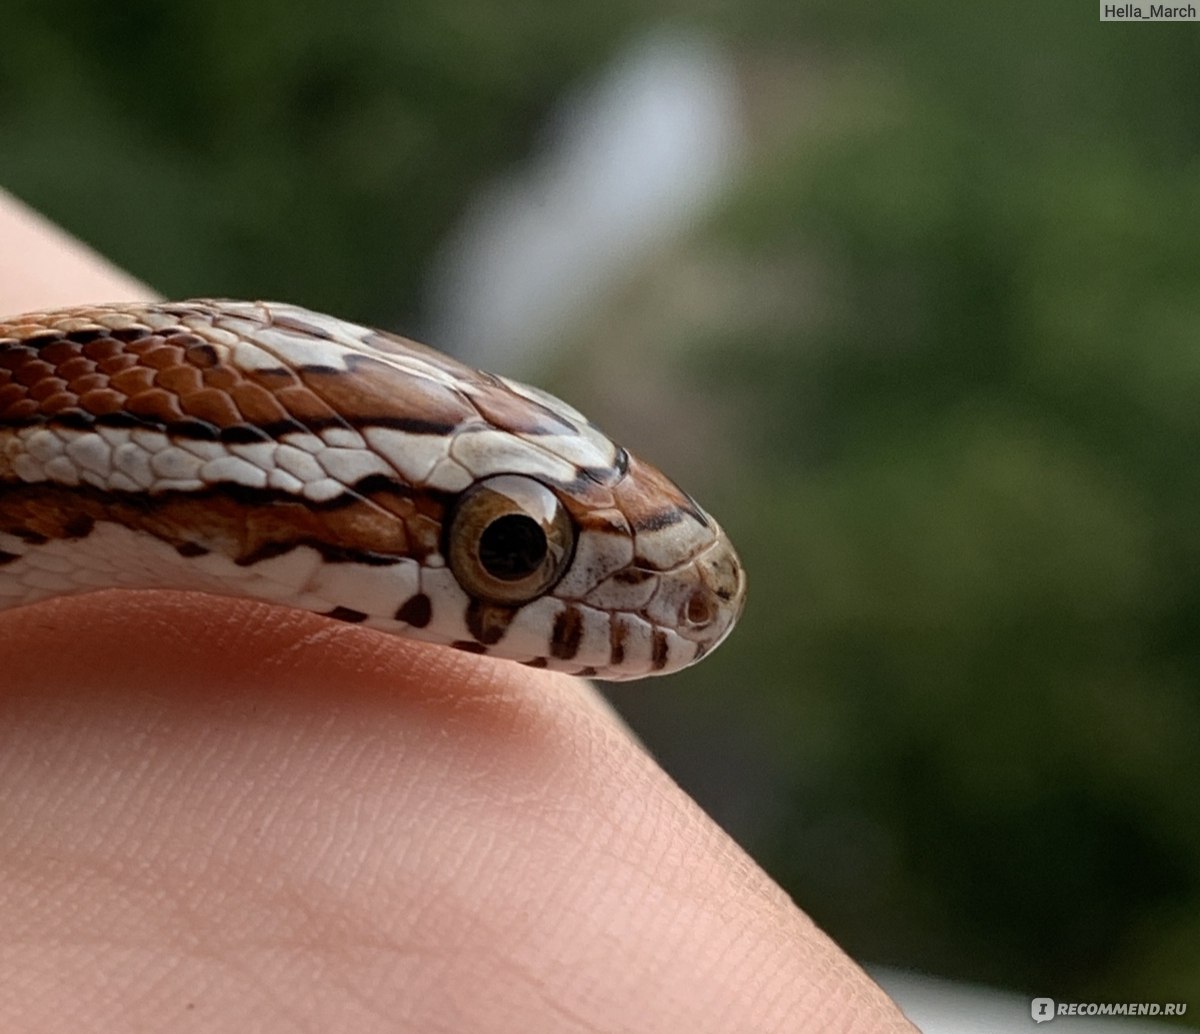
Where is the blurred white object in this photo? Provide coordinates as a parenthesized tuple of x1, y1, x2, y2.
(873, 969, 1188, 1034)
(426, 27, 741, 369)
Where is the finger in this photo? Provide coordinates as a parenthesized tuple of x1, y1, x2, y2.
(0, 592, 914, 1033)
(0, 188, 152, 313)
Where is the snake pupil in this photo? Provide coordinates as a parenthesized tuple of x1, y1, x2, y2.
(479, 514, 548, 581)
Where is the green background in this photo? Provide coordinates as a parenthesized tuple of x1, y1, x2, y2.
(4, 0, 1197, 1009)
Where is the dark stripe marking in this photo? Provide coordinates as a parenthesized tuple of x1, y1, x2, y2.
(326, 606, 368, 623)
(184, 343, 220, 368)
(62, 514, 94, 538)
(611, 569, 653, 585)
(4, 527, 48, 545)
(466, 599, 517, 645)
(631, 509, 685, 533)
(0, 480, 432, 570)
(452, 640, 489, 654)
(609, 617, 627, 667)
(2, 411, 460, 440)
(651, 629, 670, 671)
(395, 593, 432, 628)
(550, 606, 584, 661)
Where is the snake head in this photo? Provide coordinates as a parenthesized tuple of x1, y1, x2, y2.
(0, 300, 745, 680)
(422, 374, 747, 679)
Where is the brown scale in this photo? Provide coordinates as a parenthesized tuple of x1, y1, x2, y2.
(550, 606, 586, 661)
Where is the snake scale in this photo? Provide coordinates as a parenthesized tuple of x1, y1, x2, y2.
(0, 300, 745, 680)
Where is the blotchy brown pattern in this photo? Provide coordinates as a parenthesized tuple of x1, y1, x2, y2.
(0, 302, 587, 442)
(0, 317, 470, 439)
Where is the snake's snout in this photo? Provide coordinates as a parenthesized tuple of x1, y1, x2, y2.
(620, 522, 744, 676)
(683, 529, 745, 655)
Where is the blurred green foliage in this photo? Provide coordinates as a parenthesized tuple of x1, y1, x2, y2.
(685, 3, 1200, 1003)
(0, 0, 638, 318)
(4, 0, 1198, 1012)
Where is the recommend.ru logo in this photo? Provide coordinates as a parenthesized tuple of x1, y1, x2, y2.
(1031, 998, 1055, 1023)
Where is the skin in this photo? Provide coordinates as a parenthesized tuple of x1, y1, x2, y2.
(0, 189, 917, 1033)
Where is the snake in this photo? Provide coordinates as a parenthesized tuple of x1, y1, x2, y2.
(0, 300, 744, 680)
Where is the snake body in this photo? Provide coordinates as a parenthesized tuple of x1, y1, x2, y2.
(0, 300, 744, 680)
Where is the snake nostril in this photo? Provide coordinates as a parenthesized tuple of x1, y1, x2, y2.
(682, 588, 716, 628)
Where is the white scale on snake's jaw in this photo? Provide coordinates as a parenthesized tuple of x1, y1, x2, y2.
(0, 300, 745, 680)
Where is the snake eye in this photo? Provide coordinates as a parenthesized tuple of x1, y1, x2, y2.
(447, 475, 575, 605)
